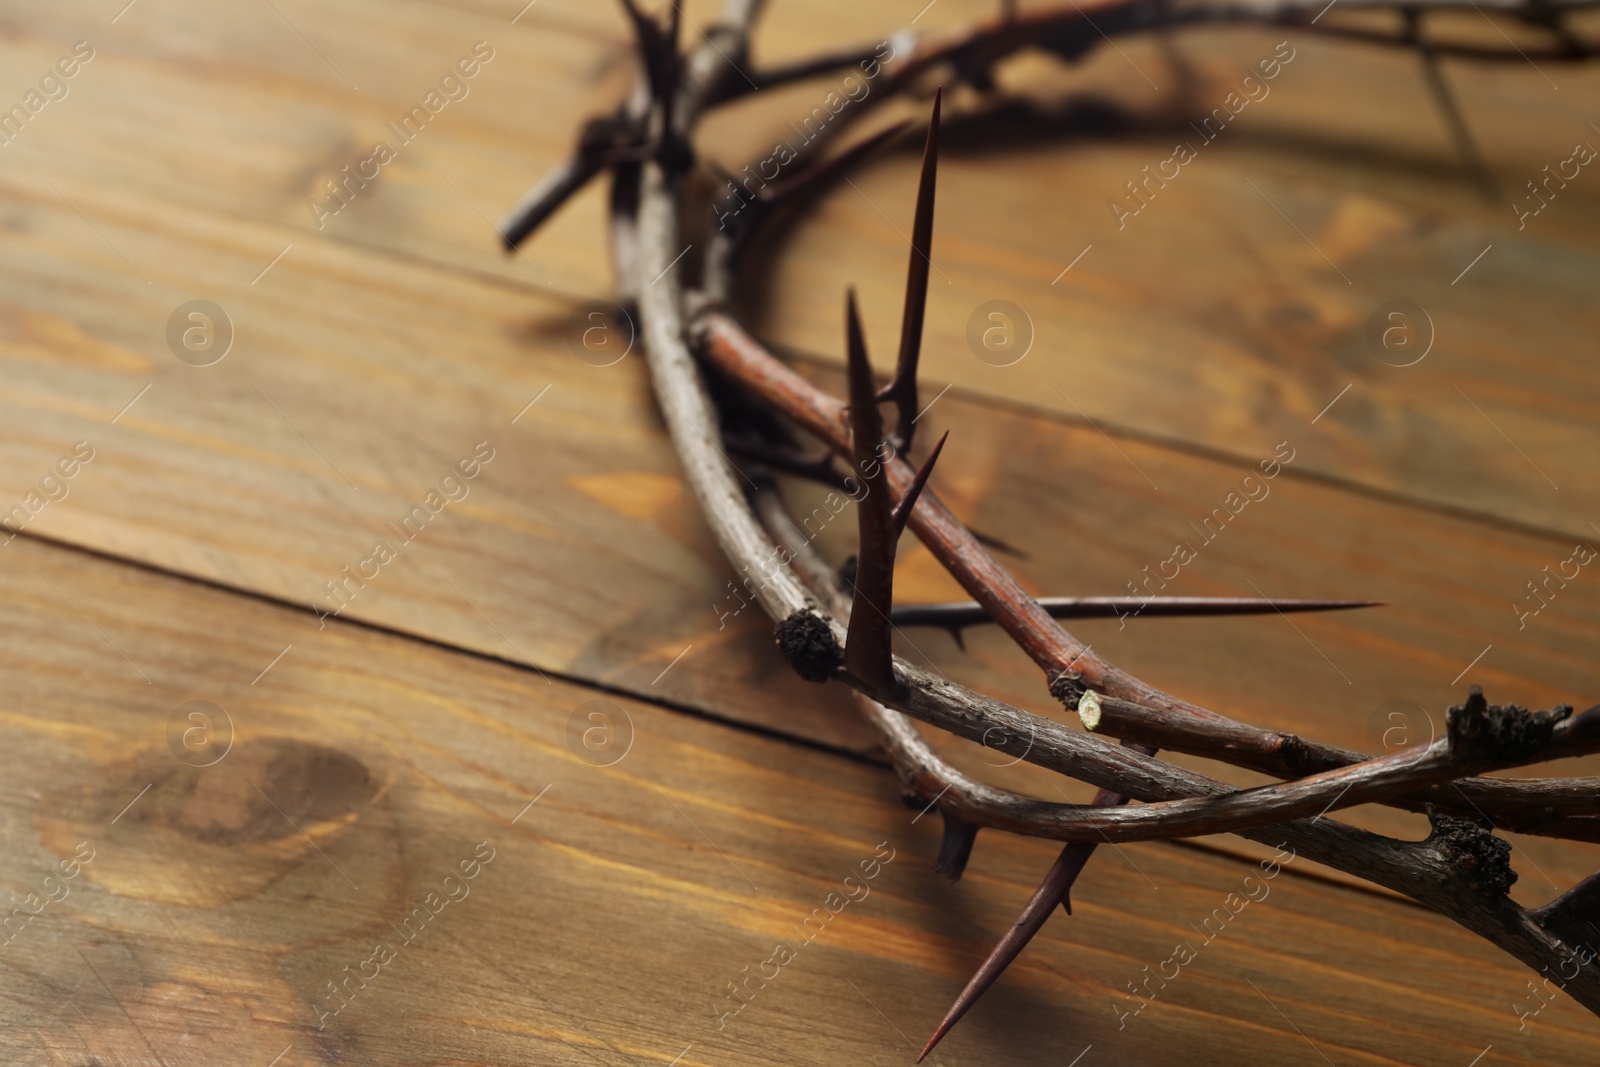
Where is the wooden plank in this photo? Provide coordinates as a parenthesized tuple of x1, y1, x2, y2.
(5, 535, 1599, 1066)
(5, 0, 1005, 302)
(1, 0, 1595, 915)
(733, 21, 1600, 542)
(9, 2, 1598, 534)
(3, 0, 629, 297)
(0, 170, 878, 750)
(4, 151, 1600, 869)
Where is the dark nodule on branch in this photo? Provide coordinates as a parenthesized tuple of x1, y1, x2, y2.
(1048, 670, 1087, 710)
(1447, 685, 1573, 761)
(775, 609, 843, 682)
(1428, 810, 1517, 896)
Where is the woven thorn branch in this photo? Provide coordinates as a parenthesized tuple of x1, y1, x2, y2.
(503, 0, 1600, 1054)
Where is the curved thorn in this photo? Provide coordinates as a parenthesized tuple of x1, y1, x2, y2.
(891, 431, 948, 539)
(880, 87, 941, 450)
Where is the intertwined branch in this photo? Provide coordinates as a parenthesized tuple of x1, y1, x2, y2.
(506, 0, 1600, 1053)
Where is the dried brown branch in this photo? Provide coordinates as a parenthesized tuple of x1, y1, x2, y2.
(513, 0, 1600, 1050)
(692, 307, 1599, 830)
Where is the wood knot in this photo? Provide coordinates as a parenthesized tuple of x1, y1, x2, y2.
(125, 737, 376, 845)
(774, 609, 843, 683)
(1427, 810, 1517, 896)
(1446, 685, 1571, 761)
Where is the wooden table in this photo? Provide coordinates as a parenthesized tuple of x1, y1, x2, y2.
(3, 1, 1598, 1064)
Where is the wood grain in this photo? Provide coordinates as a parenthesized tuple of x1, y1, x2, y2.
(8, 2, 1599, 536)
(1, 2, 1598, 1060)
(5, 534, 1598, 1066)
(729, 21, 1600, 541)
(2, 130, 1599, 869)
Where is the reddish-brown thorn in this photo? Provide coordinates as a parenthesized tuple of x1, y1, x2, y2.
(843, 288, 897, 694)
(919, 785, 1132, 1061)
(879, 87, 941, 450)
(892, 596, 1386, 629)
(890, 431, 948, 539)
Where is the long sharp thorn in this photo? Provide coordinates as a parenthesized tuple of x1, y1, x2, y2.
(616, 0, 662, 91)
(665, 0, 680, 42)
(756, 120, 912, 209)
(843, 289, 897, 694)
(891, 596, 1386, 629)
(881, 87, 941, 451)
(657, 3, 683, 157)
(845, 289, 882, 447)
(890, 431, 948, 540)
(920, 784, 1132, 1061)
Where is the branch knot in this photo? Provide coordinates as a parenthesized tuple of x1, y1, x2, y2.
(774, 609, 844, 683)
(1049, 671, 1087, 709)
(1427, 811, 1517, 896)
(1446, 685, 1571, 761)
